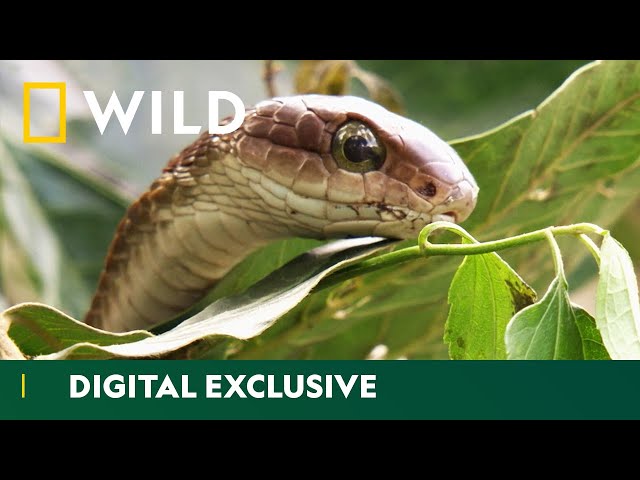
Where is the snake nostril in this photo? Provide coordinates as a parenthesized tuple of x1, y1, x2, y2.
(417, 182, 437, 198)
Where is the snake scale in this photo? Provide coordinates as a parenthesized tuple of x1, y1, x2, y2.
(85, 95, 479, 332)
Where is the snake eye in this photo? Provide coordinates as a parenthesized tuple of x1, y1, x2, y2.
(332, 121, 386, 173)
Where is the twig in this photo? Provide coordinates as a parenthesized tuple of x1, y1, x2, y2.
(262, 60, 280, 98)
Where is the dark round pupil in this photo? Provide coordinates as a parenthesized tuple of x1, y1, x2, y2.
(343, 135, 377, 163)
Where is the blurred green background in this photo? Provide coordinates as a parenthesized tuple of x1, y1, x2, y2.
(359, 60, 591, 139)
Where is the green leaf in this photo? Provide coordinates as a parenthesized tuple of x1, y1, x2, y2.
(573, 307, 610, 360)
(609, 199, 640, 263)
(459, 61, 640, 238)
(505, 277, 608, 360)
(445, 250, 536, 359)
(3, 303, 151, 357)
(29, 238, 391, 359)
(595, 234, 640, 359)
(0, 316, 25, 360)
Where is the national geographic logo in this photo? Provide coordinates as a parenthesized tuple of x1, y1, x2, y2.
(23, 82, 67, 143)
(22, 82, 245, 144)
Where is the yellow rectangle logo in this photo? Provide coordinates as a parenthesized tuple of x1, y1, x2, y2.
(23, 82, 66, 143)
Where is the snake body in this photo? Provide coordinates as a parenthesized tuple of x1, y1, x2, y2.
(85, 95, 479, 332)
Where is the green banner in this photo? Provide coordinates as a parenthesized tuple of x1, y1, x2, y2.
(2, 361, 640, 419)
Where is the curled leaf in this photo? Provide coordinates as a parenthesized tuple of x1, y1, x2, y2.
(595, 233, 640, 359)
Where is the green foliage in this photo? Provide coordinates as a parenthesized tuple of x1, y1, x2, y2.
(0, 137, 127, 319)
(359, 60, 591, 139)
(294, 60, 404, 114)
(0, 60, 639, 360)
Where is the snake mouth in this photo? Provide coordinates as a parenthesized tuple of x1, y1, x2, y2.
(432, 211, 457, 223)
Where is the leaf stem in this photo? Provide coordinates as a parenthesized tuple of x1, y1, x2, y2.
(578, 234, 602, 267)
(545, 229, 566, 281)
(317, 221, 608, 291)
(418, 221, 606, 256)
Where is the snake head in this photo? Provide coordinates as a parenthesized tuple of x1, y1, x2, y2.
(236, 94, 479, 240)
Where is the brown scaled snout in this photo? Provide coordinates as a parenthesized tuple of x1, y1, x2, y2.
(396, 130, 479, 224)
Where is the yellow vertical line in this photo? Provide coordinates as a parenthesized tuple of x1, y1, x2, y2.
(23, 84, 30, 142)
(58, 83, 66, 142)
(22, 373, 25, 398)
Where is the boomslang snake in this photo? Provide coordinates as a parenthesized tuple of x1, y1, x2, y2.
(85, 95, 479, 332)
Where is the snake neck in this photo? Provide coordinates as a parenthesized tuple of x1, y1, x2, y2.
(85, 131, 302, 332)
